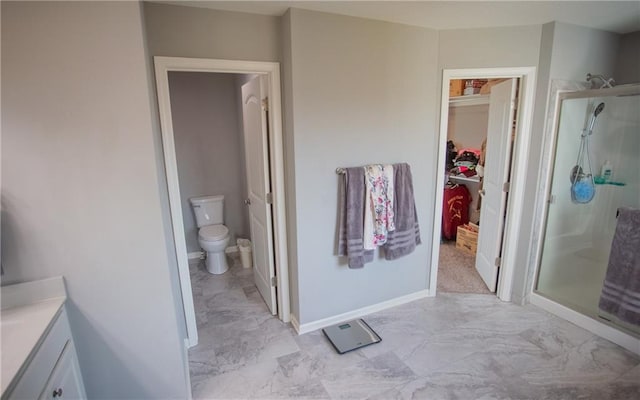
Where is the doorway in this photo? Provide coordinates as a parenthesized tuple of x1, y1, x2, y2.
(154, 57, 290, 350)
(430, 67, 537, 302)
(440, 77, 519, 294)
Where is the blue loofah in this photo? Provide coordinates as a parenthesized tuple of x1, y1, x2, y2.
(572, 180, 595, 203)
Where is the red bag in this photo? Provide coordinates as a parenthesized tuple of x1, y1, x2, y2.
(442, 185, 471, 240)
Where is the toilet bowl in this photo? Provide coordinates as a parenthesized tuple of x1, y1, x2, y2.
(198, 224, 230, 274)
(190, 194, 231, 275)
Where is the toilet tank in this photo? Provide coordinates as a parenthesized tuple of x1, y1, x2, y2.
(190, 195, 224, 228)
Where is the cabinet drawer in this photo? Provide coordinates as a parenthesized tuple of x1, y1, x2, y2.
(6, 310, 71, 400)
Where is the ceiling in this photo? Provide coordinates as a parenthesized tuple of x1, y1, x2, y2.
(156, 1, 640, 34)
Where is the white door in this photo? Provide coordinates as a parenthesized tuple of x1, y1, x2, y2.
(475, 78, 518, 292)
(242, 76, 277, 314)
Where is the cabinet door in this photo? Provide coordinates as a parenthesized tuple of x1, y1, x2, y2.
(39, 341, 86, 400)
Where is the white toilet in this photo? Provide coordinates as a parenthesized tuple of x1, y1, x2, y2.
(190, 195, 230, 274)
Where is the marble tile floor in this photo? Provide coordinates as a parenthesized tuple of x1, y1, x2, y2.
(189, 254, 640, 399)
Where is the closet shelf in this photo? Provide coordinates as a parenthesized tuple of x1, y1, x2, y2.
(449, 94, 490, 107)
(449, 174, 480, 183)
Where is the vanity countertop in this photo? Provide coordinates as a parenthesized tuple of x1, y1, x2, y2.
(1, 277, 66, 396)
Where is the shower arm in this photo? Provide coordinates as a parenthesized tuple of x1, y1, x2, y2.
(586, 73, 615, 89)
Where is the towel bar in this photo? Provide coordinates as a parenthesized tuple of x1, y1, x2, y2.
(336, 164, 401, 174)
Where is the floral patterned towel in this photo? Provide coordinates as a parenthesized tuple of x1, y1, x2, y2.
(364, 164, 395, 249)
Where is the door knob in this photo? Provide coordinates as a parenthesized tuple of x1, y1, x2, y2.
(244, 198, 251, 205)
(479, 189, 486, 197)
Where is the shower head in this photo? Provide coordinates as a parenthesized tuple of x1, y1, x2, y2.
(587, 102, 605, 133)
(594, 102, 605, 118)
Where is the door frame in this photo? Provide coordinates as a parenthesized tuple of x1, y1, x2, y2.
(429, 67, 536, 301)
(154, 56, 290, 348)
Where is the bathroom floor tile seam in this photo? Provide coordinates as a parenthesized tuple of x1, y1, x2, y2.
(189, 255, 640, 399)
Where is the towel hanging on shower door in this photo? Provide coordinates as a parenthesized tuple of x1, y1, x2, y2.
(598, 207, 640, 326)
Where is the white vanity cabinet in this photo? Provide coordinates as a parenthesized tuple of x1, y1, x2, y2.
(1, 277, 86, 400)
(6, 308, 86, 400)
(38, 339, 85, 400)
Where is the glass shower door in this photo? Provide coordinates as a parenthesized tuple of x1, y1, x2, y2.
(535, 86, 640, 336)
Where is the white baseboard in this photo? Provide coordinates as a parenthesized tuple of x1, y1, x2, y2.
(293, 289, 430, 335)
(530, 293, 640, 355)
(290, 313, 301, 333)
(225, 245, 238, 253)
(188, 251, 203, 261)
(183, 338, 193, 400)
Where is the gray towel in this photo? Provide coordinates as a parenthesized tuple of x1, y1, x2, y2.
(337, 167, 374, 268)
(598, 207, 640, 326)
(384, 163, 421, 260)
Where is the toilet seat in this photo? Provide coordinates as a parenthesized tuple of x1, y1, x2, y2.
(199, 224, 229, 241)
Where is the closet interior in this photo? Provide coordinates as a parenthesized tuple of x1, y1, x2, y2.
(438, 78, 518, 294)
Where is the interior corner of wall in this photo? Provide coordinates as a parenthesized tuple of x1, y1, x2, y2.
(512, 291, 527, 306)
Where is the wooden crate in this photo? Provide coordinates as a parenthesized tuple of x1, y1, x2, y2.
(479, 78, 509, 95)
(456, 224, 478, 256)
(449, 79, 465, 97)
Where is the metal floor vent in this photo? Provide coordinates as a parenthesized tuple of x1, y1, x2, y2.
(322, 319, 381, 354)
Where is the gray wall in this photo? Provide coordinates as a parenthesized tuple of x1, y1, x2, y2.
(615, 30, 640, 85)
(447, 104, 489, 150)
(438, 24, 544, 304)
(141, 3, 306, 321)
(439, 23, 621, 304)
(517, 21, 555, 304)
(439, 25, 543, 69)
(2, 1, 630, 396)
(522, 22, 620, 301)
(1, 1, 188, 398)
(143, 2, 281, 62)
(168, 72, 249, 253)
(548, 22, 620, 83)
(286, 9, 438, 324)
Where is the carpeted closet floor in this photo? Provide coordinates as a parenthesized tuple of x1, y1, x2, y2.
(438, 241, 491, 294)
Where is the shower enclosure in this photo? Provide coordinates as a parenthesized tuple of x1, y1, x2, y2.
(534, 83, 640, 340)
